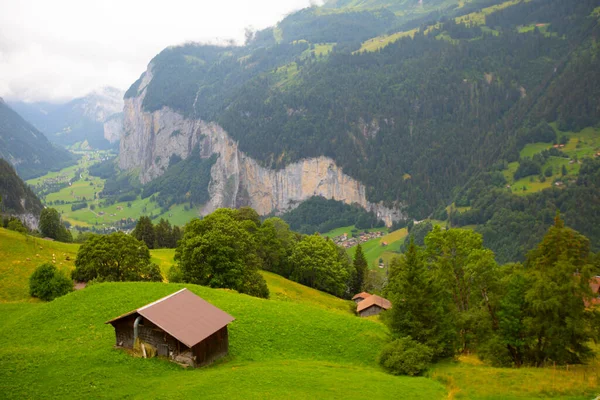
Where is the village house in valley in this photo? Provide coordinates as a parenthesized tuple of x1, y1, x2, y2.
(353, 292, 392, 317)
(106, 288, 234, 367)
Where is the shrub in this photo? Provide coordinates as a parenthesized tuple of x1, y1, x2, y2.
(7, 218, 27, 233)
(167, 265, 184, 283)
(378, 337, 433, 376)
(29, 263, 73, 301)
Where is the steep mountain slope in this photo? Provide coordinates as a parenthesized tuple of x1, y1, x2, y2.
(9, 87, 124, 149)
(0, 159, 43, 228)
(118, 0, 600, 224)
(0, 98, 75, 179)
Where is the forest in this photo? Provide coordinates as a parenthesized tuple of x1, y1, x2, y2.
(128, 0, 600, 221)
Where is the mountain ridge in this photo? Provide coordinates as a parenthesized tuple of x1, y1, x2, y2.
(0, 101, 75, 180)
(9, 86, 124, 150)
(117, 0, 599, 224)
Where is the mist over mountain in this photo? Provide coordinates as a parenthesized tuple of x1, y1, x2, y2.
(0, 98, 75, 179)
(9, 87, 124, 150)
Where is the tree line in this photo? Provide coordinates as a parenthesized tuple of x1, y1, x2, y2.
(69, 207, 369, 301)
(379, 214, 599, 375)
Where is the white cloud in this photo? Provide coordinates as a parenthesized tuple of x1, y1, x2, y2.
(0, 0, 316, 102)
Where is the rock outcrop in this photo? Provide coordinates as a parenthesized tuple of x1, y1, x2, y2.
(119, 65, 404, 226)
(103, 112, 123, 144)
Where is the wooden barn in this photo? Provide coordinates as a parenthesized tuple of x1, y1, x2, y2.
(357, 294, 391, 317)
(105, 288, 234, 367)
(352, 292, 372, 304)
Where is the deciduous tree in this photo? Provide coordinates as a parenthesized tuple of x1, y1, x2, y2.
(72, 232, 161, 282)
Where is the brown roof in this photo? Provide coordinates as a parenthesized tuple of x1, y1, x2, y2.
(352, 292, 372, 300)
(106, 288, 235, 348)
(357, 294, 392, 313)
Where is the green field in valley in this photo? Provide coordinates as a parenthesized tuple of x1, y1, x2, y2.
(26, 151, 201, 232)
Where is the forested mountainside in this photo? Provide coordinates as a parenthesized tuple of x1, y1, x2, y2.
(119, 0, 600, 259)
(0, 98, 74, 179)
(9, 87, 124, 150)
(0, 158, 43, 222)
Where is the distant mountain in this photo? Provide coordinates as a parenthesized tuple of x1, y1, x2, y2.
(9, 87, 124, 149)
(0, 158, 44, 228)
(0, 98, 75, 179)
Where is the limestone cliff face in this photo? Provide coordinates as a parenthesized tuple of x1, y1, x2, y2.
(103, 112, 123, 144)
(119, 65, 404, 226)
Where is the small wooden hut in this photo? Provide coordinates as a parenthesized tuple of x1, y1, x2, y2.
(357, 294, 391, 317)
(106, 288, 234, 367)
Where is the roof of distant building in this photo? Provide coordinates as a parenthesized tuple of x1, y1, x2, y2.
(352, 292, 372, 300)
(357, 294, 392, 313)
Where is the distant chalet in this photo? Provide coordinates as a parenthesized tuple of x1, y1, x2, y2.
(106, 288, 234, 368)
(352, 292, 372, 304)
(355, 293, 392, 317)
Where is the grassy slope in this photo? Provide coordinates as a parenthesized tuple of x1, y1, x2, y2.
(431, 355, 599, 400)
(0, 228, 78, 302)
(357, 0, 523, 53)
(503, 124, 600, 195)
(151, 247, 353, 315)
(347, 228, 408, 269)
(0, 231, 354, 316)
(0, 282, 444, 399)
(0, 231, 597, 399)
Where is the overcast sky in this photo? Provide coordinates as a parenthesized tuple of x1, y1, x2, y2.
(0, 0, 319, 103)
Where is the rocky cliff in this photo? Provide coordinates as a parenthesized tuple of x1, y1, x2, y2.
(119, 65, 403, 226)
(103, 112, 123, 144)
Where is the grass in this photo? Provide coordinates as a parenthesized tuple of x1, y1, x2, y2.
(357, 0, 522, 53)
(322, 225, 355, 238)
(1, 231, 597, 399)
(347, 228, 407, 269)
(455, 0, 522, 26)
(430, 354, 599, 400)
(261, 271, 353, 314)
(150, 248, 177, 277)
(0, 282, 445, 399)
(358, 28, 418, 53)
(0, 228, 79, 302)
(150, 248, 354, 315)
(27, 151, 201, 230)
(501, 123, 600, 195)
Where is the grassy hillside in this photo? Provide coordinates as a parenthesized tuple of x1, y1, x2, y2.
(0, 229, 354, 316)
(1, 232, 597, 399)
(347, 228, 408, 269)
(0, 228, 78, 302)
(151, 247, 354, 314)
(0, 282, 443, 399)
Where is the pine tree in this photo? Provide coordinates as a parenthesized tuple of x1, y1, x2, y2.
(352, 244, 368, 294)
(384, 239, 456, 359)
(132, 216, 156, 249)
(524, 212, 598, 365)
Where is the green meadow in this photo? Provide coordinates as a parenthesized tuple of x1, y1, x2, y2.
(1, 228, 598, 399)
(501, 124, 600, 195)
(26, 151, 201, 231)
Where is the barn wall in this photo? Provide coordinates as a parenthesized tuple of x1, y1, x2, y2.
(359, 305, 383, 317)
(112, 314, 181, 357)
(192, 326, 229, 367)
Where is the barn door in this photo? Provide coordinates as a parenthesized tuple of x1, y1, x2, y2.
(158, 344, 169, 357)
